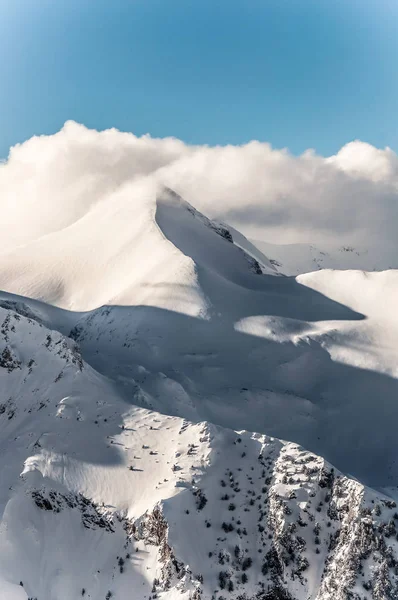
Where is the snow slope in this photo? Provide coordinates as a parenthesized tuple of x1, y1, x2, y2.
(0, 304, 398, 600)
(0, 180, 207, 315)
(1, 184, 398, 598)
(251, 238, 398, 276)
(0, 187, 397, 487)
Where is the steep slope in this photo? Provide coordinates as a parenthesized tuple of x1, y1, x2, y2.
(0, 187, 397, 490)
(0, 180, 207, 315)
(1, 302, 398, 600)
(57, 190, 398, 488)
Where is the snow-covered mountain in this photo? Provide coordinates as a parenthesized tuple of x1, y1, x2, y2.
(0, 183, 398, 599)
(249, 238, 398, 276)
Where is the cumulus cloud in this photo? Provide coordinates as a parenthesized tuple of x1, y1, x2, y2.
(1, 121, 398, 251)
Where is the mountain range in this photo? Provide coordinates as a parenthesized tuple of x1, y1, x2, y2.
(0, 182, 397, 600)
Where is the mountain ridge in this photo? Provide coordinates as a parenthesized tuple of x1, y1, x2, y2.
(0, 301, 398, 600)
(0, 186, 397, 599)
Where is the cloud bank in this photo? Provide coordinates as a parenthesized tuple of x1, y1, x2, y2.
(1, 121, 398, 251)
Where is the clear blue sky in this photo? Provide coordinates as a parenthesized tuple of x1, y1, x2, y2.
(1, 0, 397, 158)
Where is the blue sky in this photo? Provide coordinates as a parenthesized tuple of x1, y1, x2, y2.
(0, 0, 397, 158)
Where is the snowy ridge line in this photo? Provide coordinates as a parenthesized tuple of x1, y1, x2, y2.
(0, 303, 396, 599)
(0, 185, 398, 598)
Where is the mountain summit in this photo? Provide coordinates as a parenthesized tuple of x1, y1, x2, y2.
(0, 185, 397, 599)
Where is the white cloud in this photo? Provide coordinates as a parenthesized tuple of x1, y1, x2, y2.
(1, 121, 397, 251)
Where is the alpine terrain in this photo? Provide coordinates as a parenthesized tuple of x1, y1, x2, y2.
(0, 175, 398, 600)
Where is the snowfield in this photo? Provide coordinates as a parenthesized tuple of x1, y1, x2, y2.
(249, 239, 398, 277)
(0, 180, 397, 599)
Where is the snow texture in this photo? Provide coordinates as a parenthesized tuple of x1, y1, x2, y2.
(0, 182, 397, 599)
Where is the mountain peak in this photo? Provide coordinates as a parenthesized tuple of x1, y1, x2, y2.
(0, 187, 398, 599)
